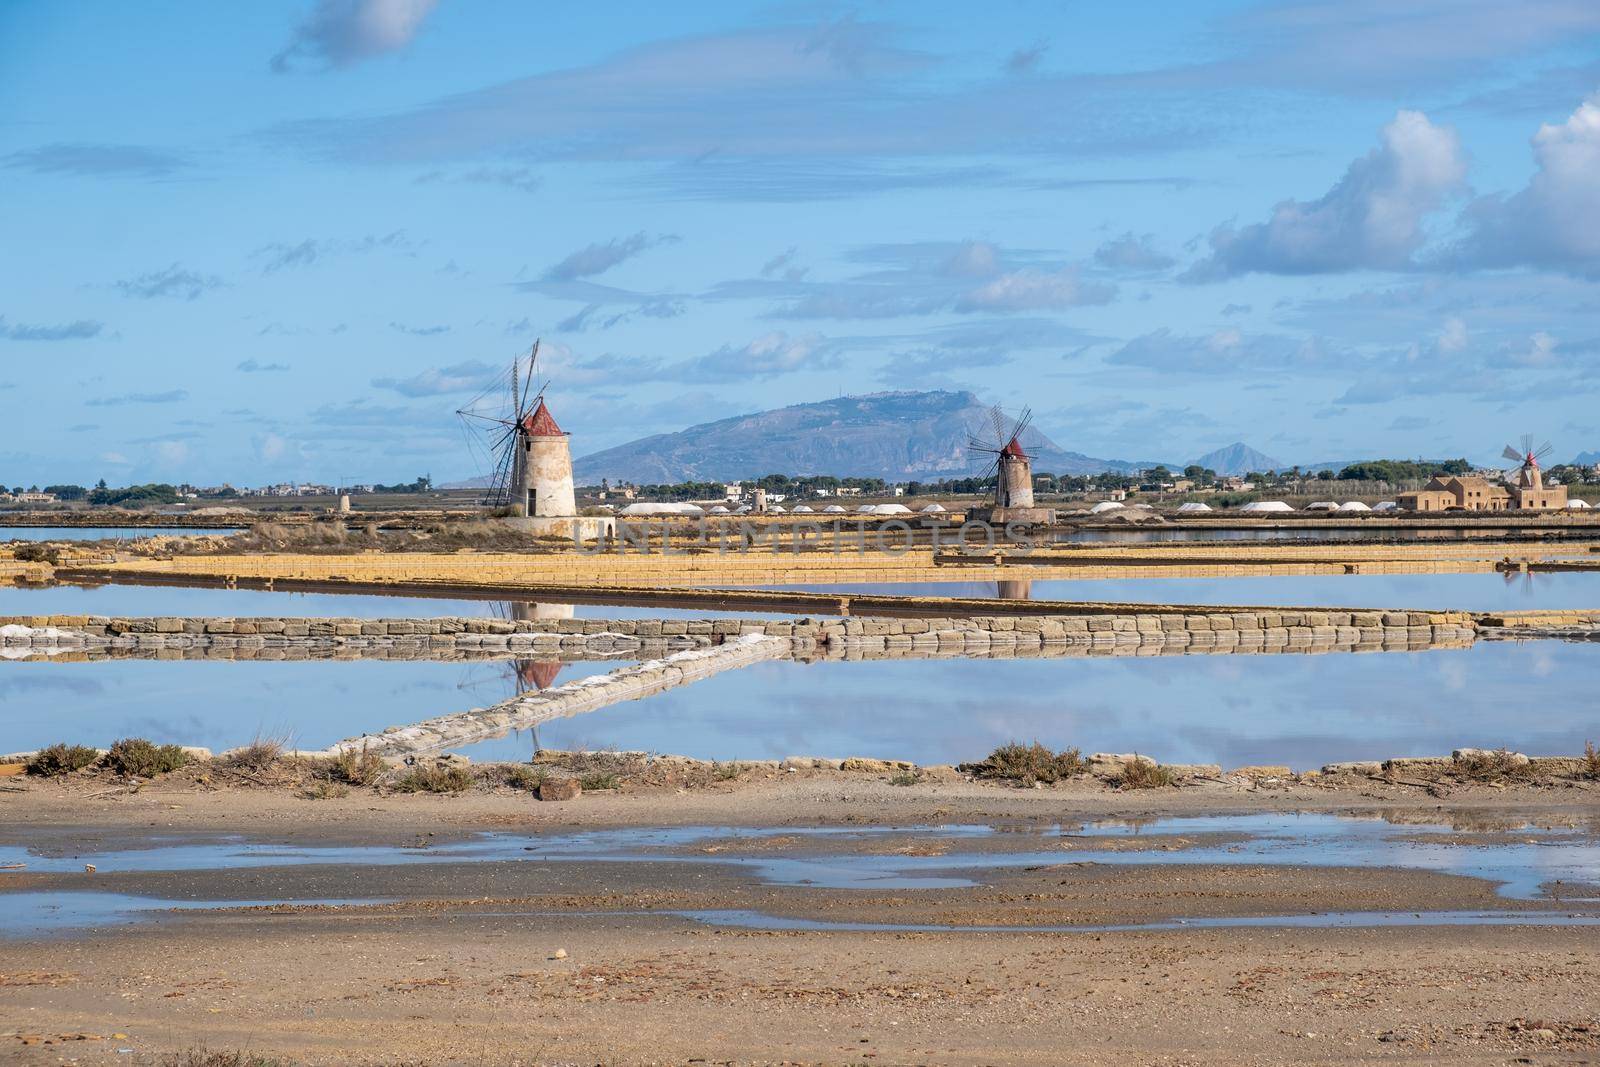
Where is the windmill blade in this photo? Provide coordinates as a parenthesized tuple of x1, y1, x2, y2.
(967, 432, 1003, 454)
(1502, 444, 1523, 462)
(1008, 408, 1034, 448)
(1521, 433, 1537, 455)
(1534, 442, 1553, 461)
(989, 405, 1009, 448)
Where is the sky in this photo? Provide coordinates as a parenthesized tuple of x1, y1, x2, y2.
(3, 0, 1599, 487)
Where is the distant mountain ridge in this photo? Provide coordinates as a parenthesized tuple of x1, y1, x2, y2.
(573, 391, 1167, 484)
(1574, 451, 1600, 466)
(1189, 442, 1284, 475)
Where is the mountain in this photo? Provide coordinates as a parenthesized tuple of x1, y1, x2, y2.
(1573, 451, 1600, 466)
(1189, 442, 1284, 475)
(573, 391, 1165, 484)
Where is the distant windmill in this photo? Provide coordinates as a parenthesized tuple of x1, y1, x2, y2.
(1502, 434, 1553, 491)
(967, 405, 1036, 511)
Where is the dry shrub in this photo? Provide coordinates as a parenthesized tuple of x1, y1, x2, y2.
(1114, 756, 1176, 790)
(1454, 748, 1532, 781)
(26, 743, 100, 777)
(489, 764, 546, 791)
(713, 761, 746, 781)
(222, 733, 287, 774)
(578, 771, 621, 791)
(889, 769, 922, 786)
(300, 780, 349, 801)
(160, 1049, 287, 1067)
(960, 742, 1085, 786)
(1582, 740, 1599, 781)
(326, 743, 386, 785)
(390, 764, 473, 794)
(104, 737, 189, 777)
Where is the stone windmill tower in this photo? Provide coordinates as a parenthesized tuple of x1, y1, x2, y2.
(1502, 434, 1566, 510)
(457, 340, 614, 542)
(967, 405, 1055, 526)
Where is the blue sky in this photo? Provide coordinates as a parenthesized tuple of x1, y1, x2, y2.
(3, 0, 1599, 486)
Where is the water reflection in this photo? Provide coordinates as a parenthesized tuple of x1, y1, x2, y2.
(766, 570, 1600, 610)
(0, 526, 240, 542)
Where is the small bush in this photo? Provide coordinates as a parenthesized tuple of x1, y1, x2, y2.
(26, 743, 100, 777)
(1115, 756, 1175, 790)
(104, 737, 189, 777)
(222, 734, 286, 774)
(1454, 748, 1532, 782)
(1582, 740, 1599, 781)
(300, 780, 349, 800)
(326, 743, 386, 786)
(492, 764, 546, 791)
(960, 742, 1085, 785)
(889, 770, 922, 786)
(713, 761, 746, 781)
(13, 543, 62, 564)
(390, 764, 473, 794)
(579, 771, 621, 791)
(160, 1049, 288, 1067)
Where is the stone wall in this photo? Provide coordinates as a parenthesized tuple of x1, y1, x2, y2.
(1, 611, 1481, 663)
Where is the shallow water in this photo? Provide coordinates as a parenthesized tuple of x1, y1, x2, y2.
(0, 583, 784, 620)
(451, 638, 1600, 767)
(0, 658, 628, 753)
(2, 814, 1595, 937)
(757, 571, 1600, 611)
(1056, 526, 1588, 543)
(0, 526, 241, 542)
(6, 634, 1596, 764)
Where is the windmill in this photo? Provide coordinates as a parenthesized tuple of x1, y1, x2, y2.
(455, 340, 563, 512)
(968, 404, 1036, 510)
(1501, 434, 1553, 491)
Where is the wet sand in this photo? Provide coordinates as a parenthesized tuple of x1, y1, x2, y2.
(3, 777, 1599, 1064)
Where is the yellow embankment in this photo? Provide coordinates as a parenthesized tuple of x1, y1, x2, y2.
(64, 535, 1600, 589)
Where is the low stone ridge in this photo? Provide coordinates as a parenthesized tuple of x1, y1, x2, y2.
(1, 611, 1484, 665)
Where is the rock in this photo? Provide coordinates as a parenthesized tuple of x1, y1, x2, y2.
(1452, 747, 1530, 766)
(1321, 761, 1382, 775)
(1087, 753, 1156, 776)
(1164, 764, 1222, 778)
(840, 757, 913, 773)
(1227, 765, 1293, 779)
(551, 948, 568, 960)
(1382, 756, 1451, 773)
(537, 778, 582, 802)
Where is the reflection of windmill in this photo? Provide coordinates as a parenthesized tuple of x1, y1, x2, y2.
(968, 405, 1036, 511)
(1502, 435, 1553, 491)
(456, 600, 575, 756)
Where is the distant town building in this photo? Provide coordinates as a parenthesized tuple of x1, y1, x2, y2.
(1398, 473, 1567, 512)
(14, 491, 57, 504)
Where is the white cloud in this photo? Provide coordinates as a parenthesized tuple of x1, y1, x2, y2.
(372, 360, 495, 397)
(1093, 232, 1175, 271)
(1449, 96, 1600, 275)
(679, 332, 837, 381)
(1184, 110, 1466, 279)
(955, 267, 1114, 312)
(273, 0, 438, 72)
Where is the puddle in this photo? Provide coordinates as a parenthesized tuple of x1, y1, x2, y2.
(677, 908, 1600, 933)
(0, 892, 391, 938)
(3, 814, 1596, 938)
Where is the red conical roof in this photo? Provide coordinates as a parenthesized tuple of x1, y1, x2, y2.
(516, 660, 563, 690)
(520, 398, 563, 436)
(1002, 436, 1027, 458)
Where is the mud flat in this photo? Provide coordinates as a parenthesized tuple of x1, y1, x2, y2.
(1, 776, 1598, 1066)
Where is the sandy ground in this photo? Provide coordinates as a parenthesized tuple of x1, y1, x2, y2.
(2, 776, 1599, 1065)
